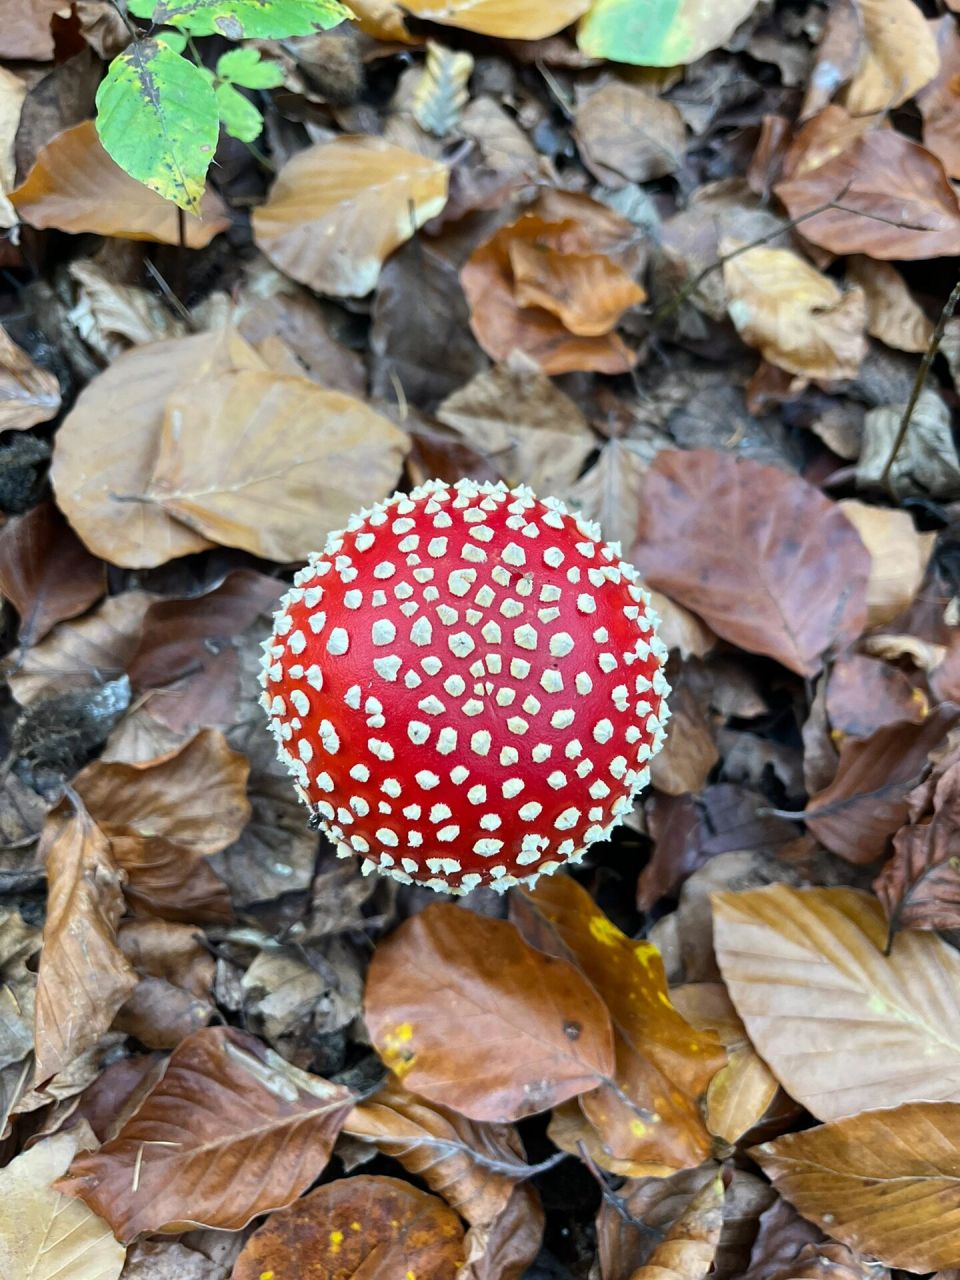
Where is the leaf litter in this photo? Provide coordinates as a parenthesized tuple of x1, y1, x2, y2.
(3, 2, 960, 1277)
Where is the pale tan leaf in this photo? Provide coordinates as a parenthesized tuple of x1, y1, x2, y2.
(252, 136, 448, 297)
(752, 1101, 960, 1272)
(0, 325, 60, 431)
(0, 1124, 126, 1280)
(847, 257, 934, 354)
(838, 500, 936, 627)
(11, 121, 229, 247)
(576, 81, 686, 186)
(646, 590, 716, 660)
(713, 884, 960, 1121)
(723, 245, 866, 380)
(400, 0, 589, 39)
(34, 802, 138, 1084)
(143, 369, 410, 561)
(413, 42, 473, 137)
(0, 68, 26, 229)
(845, 0, 940, 116)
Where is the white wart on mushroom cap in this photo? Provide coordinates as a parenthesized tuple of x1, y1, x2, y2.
(259, 478, 670, 894)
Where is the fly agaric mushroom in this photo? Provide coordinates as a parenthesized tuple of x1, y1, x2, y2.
(259, 479, 669, 894)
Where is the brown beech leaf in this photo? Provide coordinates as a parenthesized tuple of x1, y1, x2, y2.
(72, 729, 250, 922)
(56, 1027, 355, 1241)
(874, 747, 960, 936)
(857, 387, 960, 499)
(252, 136, 448, 297)
(0, 0, 65, 59)
(400, 0, 588, 38)
(0, 1124, 126, 1280)
(838, 500, 936, 627)
(825, 653, 927, 740)
(143, 369, 410, 562)
(845, 0, 940, 115)
(722, 245, 866, 380)
(575, 82, 686, 185)
(364, 902, 615, 1122)
(713, 884, 960, 1120)
(918, 16, 960, 179)
(34, 800, 138, 1084)
(344, 1075, 531, 1227)
(461, 1180, 544, 1280)
(846, 257, 934, 354)
(774, 131, 960, 259)
(231, 1175, 465, 1280)
(804, 704, 960, 863)
(633, 450, 870, 677)
(51, 330, 269, 569)
(0, 501, 104, 645)
(629, 1171, 724, 1280)
(514, 875, 725, 1176)
(461, 213, 639, 375)
(751, 1101, 960, 1272)
(0, 325, 60, 430)
(11, 121, 229, 247)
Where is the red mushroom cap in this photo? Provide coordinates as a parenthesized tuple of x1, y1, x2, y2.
(259, 479, 670, 894)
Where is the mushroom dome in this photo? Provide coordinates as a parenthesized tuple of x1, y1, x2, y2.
(259, 479, 670, 894)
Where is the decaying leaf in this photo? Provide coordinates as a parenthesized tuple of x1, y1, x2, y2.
(847, 257, 934, 354)
(713, 884, 960, 1120)
(633, 450, 870, 677)
(231, 1176, 465, 1280)
(0, 326, 60, 431)
(252, 136, 449, 296)
(56, 1026, 355, 1240)
(918, 15, 960, 179)
(575, 81, 687, 185)
(629, 1171, 724, 1280)
(413, 42, 473, 137)
(838, 500, 936, 627)
(364, 902, 615, 1122)
(752, 1101, 960, 1272)
(845, 0, 940, 116)
(857, 388, 960, 500)
(0, 501, 104, 645)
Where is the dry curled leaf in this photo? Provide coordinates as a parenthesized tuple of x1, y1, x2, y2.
(713, 884, 960, 1120)
(857, 388, 960, 500)
(752, 1101, 960, 1272)
(231, 1175, 465, 1280)
(846, 257, 934, 354)
(0, 326, 60, 430)
(56, 1026, 355, 1240)
(252, 135, 448, 297)
(837, 500, 936, 627)
(845, 0, 940, 116)
(628, 1172, 724, 1280)
(633, 450, 870, 677)
(364, 902, 615, 1122)
(918, 15, 960, 179)
(413, 42, 473, 137)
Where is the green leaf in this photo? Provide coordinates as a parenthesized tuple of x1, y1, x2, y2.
(128, 0, 353, 39)
(216, 46, 285, 89)
(577, 0, 761, 67)
(215, 82, 265, 141)
(95, 39, 219, 213)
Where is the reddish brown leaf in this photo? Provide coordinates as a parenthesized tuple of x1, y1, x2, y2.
(751, 1101, 960, 1272)
(774, 130, 960, 259)
(364, 902, 615, 1122)
(804, 704, 960, 863)
(633, 450, 869, 677)
(461, 1181, 544, 1280)
(34, 800, 137, 1084)
(56, 1026, 355, 1240)
(826, 653, 927, 740)
(629, 1171, 724, 1280)
(0, 502, 104, 645)
(231, 1175, 465, 1280)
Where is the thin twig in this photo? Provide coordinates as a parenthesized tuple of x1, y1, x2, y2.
(144, 258, 197, 331)
(879, 276, 960, 496)
(537, 60, 574, 120)
(576, 1141, 664, 1240)
(107, 0, 139, 41)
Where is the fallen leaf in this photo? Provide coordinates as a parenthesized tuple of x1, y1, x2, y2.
(575, 81, 686, 185)
(740, 1198, 824, 1280)
(57, 1027, 355, 1240)
(231, 1175, 464, 1279)
(0, 1124, 126, 1280)
(649, 676, 718, 797)
(578, 0, 761, 67)
(364, 902, 615, 1122)
(0, 325, 60, 430)
(413, 42, 473, 137)
(349, 0, 416, 41)
(34, 799, 138, 1084)
(713, 884, 960, 1120)
(845, 0, 940, 116)
(804, 704, 960, 862)
(632, 450, 870, 677)
(0, 68, 25, 228)
(435, 354, 595, 494)
(874, 747, 960, 936)
(0, 501, 104, 645)
(856, 388, 960, 499)
(143, 369, 410, 562)
(847, 257, 933, 354)
(345, 1075, 532, 1227)
(72, 729, 249, 922)
(800, 0, 861, 118)
(774, 131, 960, 259)
(722, 245, 866, 380)
(0, 909, 39, 1101)
(66, 258, 187, 359)
(915, 15, 960, 181)
(400, 0, 588, 39)
(514, 876, 725, 1176)
(838, 500, 936, 626)
(10, 121, 229, 247)
(629, 1171, 724, 1280)
(826, 653, 927, 740)
(461, 212, 639, 374)
(461, 1181, 544, 1280)
(51, 330, 268, 569)
(252, 135, 448, 296)
(752, 1101, 960, 1272)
